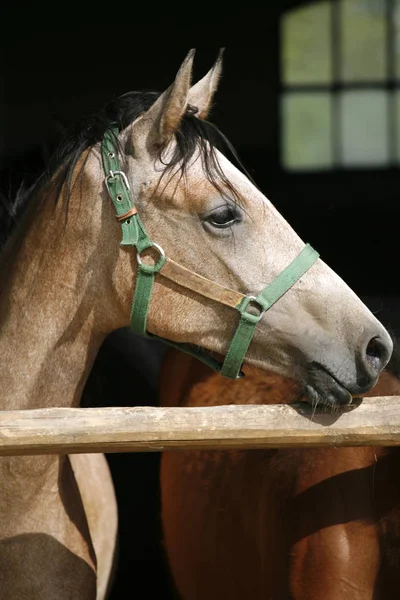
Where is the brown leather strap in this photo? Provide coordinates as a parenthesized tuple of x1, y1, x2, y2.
(116, 206, 138, 222)
(160, 257, 245, 309)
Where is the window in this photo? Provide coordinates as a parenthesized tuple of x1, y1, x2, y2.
(281, 0, 400, 170)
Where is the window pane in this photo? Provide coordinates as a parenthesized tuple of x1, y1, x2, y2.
(340, 90, 389, 165)
(394, 91, 400, 161)
(282, 2, 332, 85)
(394, 0, 400, 79)
(282, 93, 333, 170)
(340, 0, 387, 82)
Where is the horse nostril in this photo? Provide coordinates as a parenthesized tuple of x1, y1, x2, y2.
(367, 337, 383, 359)
(366, 336, 390, 372)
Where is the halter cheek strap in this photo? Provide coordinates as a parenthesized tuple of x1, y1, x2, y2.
(102, 127, 319, 379)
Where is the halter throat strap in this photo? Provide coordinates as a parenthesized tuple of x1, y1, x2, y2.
(101, 127, 319, 379)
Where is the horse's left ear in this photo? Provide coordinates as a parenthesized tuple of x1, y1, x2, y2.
(188, 48, 224, 120)
(131, 49, 195, 152)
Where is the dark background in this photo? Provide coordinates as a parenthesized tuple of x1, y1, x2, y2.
(2, 16, 399, 296)
(1, 6, 399, 598)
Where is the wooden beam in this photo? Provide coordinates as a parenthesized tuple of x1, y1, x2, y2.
(0, 397, 400, 456)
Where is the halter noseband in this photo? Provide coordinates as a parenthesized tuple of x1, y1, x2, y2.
(101, 126, 319, 379)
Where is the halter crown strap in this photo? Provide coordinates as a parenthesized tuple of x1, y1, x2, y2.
(102, 126, 166, 338)
(101, 127, 319, 379)
(103, 128, 139, 246)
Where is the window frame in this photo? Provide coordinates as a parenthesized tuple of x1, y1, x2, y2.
(280, 0, 400, 171)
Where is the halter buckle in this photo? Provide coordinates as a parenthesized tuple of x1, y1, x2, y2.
(104, 170, 131, 195)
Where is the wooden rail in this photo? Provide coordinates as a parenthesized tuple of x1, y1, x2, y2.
(0, 397, 400, 456)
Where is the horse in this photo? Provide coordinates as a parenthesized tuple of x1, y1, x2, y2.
(0, 46, 393, 599)
(159, 343, 400, 600)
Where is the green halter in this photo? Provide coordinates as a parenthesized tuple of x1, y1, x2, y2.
(102, 127, 319, 379)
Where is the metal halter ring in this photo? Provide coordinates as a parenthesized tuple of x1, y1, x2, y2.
(136, 243, 166, 266)
(243, 295, 267, 319)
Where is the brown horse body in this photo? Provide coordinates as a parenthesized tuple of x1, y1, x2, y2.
(160, 351, 400, 599)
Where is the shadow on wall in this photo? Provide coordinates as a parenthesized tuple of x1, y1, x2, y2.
(81, 331, 176, 599)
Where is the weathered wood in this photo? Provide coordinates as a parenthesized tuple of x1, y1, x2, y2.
(0, 397, 399, 456)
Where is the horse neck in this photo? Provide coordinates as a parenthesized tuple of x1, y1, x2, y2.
(0, 162, 118, 412)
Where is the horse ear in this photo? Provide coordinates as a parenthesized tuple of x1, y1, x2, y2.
(132, 49, 195, 151)
(187, 48, 224, 120)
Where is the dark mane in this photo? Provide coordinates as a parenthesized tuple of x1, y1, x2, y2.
(0, 90, 250, 250)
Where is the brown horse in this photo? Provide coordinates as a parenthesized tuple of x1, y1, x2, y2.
(0, 48, 393, 598)
(160, 347, 400, 600)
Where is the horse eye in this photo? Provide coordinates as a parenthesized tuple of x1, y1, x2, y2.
(207, 207, 238, 229)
